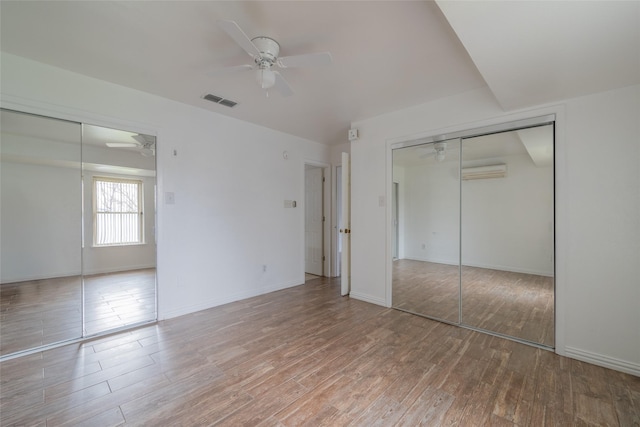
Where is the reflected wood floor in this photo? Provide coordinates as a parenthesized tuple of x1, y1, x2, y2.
(393, 260, 554, 347)
(0, 276, 82, 356)
(0, 269, 156, 356)
(84, 269, 156, 336)
(2, 277, 638, 426)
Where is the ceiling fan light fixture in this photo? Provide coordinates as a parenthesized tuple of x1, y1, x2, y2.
(434, 141, 447, 162)
(256, 68, 276, 89)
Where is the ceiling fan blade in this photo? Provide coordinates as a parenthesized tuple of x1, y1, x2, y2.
(278, 52, 332, 68)
(218, 20, 261, 58)
(273, 71, 294, 97)
(131, 134, 156, 144)
(106, 142, 139, 148)
(207, 63, 254, 77)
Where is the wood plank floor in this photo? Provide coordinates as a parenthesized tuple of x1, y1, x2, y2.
(2, 277, 638, 426)
(1, 269, 156, 356)
(392, 260, 554, 347)
(83, 269, 156, 336)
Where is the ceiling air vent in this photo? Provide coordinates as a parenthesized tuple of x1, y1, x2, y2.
(202, 93, 237, 108)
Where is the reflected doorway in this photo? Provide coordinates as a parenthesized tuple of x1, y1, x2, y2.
(305, 165, 324, 277)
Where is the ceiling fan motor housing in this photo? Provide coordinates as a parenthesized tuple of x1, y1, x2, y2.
(251, 37, 280, 67)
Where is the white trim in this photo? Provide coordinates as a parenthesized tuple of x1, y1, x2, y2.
(565, 346, 640, 377)
(385, 103, 565, 349)
(302, 159, 332, 278)
(331, 164, 341, 278)
(1, 93, 162, 337)
(82, 265, 156, 276)
(385, 137, 394, 307)
(1, 93, 158, 137)
(401, 257, 459, 266)
(159, 278, 302, 320)
(0, 271, 81, 285)
(461, 261, 553, 277)
(350, 291, 386, 307)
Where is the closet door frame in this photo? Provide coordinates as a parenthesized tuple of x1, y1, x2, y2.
(0, 101, 158, 361)
(389, 114, 556, 350)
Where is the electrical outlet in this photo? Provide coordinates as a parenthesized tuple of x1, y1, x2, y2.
(262, 265, 267, 273)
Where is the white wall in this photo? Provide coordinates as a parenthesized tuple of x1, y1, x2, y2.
(0, 160, 82, 282)
(461, 154, 553, 276)
(351, 85, 640, 375)
(401, 159, 460, 265)
(1, 52, 331, 319)
(396, 151, 553, 276)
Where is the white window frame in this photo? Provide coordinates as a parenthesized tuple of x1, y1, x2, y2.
(93, 176, 144, 247)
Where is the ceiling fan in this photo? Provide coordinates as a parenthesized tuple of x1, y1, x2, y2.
(419, 141, 448, 162)
(211, 20, 332, 97)
(106, 134, 156, 157)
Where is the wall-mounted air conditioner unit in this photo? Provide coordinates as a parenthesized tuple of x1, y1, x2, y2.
(461, 164, 507, 180)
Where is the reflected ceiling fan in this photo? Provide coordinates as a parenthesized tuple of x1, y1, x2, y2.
(106, 134, 156, 157)
(419, 141, 448, 162)
(211, 20, 332, 97)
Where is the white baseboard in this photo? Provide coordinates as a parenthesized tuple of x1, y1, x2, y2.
(1, 265, 156, 284)
(403, 256, 458, 266)
(1, 271, 81, 284)
(565, 346, 640, 377)
(349, 291, 386, 307)
(462, 261, 553, 277)
(159, 278, 302, 320)
(400, 257, 553, 277)
(83, 264, 156, 276)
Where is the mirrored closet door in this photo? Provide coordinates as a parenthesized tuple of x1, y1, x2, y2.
(0, 109, 157, 357)
(391, 117, 555, 348)
(81, 124, 157, 336)
(460, 125, 554, 347)
(392, 138, 461, 323)
(1, 110, 83, 355)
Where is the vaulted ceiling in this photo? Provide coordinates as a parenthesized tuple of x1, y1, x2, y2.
(1, 1, 638, 145)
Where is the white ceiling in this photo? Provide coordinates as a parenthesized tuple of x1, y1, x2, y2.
(1, 1, 638, 146)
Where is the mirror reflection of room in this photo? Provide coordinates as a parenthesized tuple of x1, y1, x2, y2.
(81, 124, 157, 336)
(0, 110, 157, 357)
(0, 110, 83, 355)
(391, 123, 554, 347)
(392, 139, 461, 323)
(461, 125, 554, 346)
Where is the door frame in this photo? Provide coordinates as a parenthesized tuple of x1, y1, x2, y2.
(302, 160, 331, 279)
(386, 111, 561, 350)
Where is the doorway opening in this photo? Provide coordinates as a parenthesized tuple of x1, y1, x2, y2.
(304, 164, 328, 282)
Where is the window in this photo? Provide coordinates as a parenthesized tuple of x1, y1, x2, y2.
(93, 177, 143, 246)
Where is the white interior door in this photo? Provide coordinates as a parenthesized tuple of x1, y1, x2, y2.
(340, 153, 351, 296)
(392, 182, 399, 260)
(336, 166, 342, 276)
(305, 167, 323, 276)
